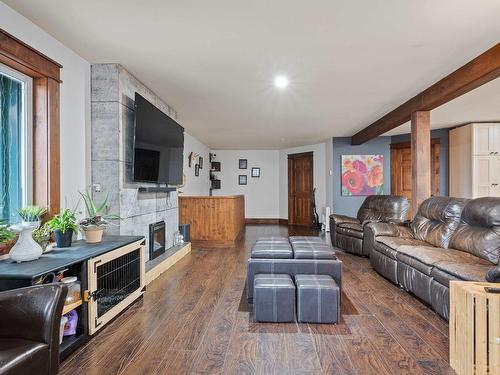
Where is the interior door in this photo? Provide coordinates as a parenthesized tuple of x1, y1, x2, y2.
(391, 140, 440, 218)
(288, 152, 314, 227)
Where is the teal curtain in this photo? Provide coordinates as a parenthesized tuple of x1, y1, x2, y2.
(0, 73, 22, 223)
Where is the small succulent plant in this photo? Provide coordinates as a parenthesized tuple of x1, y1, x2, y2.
(18, 206, 47, 222)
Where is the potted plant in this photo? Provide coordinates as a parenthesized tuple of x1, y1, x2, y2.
(32, 222, 52, 252)
(79, 192, 119, 243)
(47, 208, 78, 248)
(9, 205, 47, 262)
(0, 222, 16, 258)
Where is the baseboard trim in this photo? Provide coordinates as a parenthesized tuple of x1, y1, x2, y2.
(245, 218, 289, 225)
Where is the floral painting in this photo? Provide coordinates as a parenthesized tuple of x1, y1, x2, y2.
(341, 155, 384, 196)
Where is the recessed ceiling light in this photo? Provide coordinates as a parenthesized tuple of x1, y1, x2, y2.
(274, 75, 289, 89)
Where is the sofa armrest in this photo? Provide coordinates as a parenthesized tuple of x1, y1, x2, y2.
(330, 214, 360, 226)
(486, 265, 500, 282)
(362, 222, 414, 257)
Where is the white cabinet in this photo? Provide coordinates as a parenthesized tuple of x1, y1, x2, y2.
(450, 123, 500, 198)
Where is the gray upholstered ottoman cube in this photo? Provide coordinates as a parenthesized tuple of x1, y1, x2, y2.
(251, 242, 293, 259)
(254, 274, 295, 322)
(295, 274, 340, 323)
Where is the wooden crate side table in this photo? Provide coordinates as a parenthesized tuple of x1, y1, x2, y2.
(450, 281, 500, 375)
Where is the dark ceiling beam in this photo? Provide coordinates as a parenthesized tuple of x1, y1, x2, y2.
(351, 42, 500, 145)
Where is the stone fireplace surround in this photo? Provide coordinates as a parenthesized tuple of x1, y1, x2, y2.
(91, 64, 179, 262)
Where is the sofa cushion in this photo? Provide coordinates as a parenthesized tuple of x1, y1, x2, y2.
(449, 197, 500, 264)
(357, 195, 410, 223)
(377, 236, 429, 252)
(395, 245, 456, 275)
(0, 339, 49, 375)
(432, 256, 493, 285)
(410, 197, 468, 248)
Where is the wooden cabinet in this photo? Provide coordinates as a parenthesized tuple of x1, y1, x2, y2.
(450, 123, 500, 198)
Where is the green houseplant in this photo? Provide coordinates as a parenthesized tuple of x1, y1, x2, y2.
(0, 222, 16, 257)
(9, 205, 47, 262)
(32, 222, 52, 252)
(79, 191, 119, 243)
(47, 208, 78, 248)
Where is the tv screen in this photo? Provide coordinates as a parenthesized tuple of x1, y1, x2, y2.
(133, 93, 184, 185)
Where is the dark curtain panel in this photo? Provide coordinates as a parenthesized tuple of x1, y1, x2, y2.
(0, 73, 22, 223)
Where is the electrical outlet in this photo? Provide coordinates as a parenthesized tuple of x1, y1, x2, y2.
(93, 183, 102, 193)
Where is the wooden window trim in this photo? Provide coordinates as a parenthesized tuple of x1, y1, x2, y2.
(0, 28, 61, 216)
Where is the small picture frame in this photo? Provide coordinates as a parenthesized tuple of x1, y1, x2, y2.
(195, 164, 200, 176)
(211, 161, 221, 171)
(251, 167, 260, 178)
(238, 175, 247, 185)
(199, 156, 203, 169)
(239, 159, 248, 169)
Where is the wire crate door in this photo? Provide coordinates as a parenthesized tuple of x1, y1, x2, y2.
(87, 240, 145, 335)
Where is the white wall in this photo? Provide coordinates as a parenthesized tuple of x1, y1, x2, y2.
(278, 142, 327, 221)
(212, 150, 280, 218)
(0, 3, 90, 212)
(181, 132, 211, 196)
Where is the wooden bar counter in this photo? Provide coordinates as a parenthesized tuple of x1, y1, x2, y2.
(179, 195, 245, 247)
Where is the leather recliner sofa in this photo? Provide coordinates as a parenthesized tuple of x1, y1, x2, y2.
(0, 284, 67, 375)
(329, 195, 409, 256)
(365, 196, 500, 320)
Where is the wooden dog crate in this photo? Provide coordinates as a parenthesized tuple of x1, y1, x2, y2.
(450, 281, 500, 375)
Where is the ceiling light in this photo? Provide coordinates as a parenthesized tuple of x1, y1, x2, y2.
(274, 75, 289, 89)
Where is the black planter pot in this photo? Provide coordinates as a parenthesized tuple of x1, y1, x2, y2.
(54, 229, 73, 248)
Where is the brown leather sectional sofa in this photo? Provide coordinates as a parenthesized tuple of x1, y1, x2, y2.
(330, 195, 409, 256)
(365, 196, 500, 320)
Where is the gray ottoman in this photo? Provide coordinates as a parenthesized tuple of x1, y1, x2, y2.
(295, 274, 340, 324)
(251, 242, 293, 259)
(254, 274, 295, 322)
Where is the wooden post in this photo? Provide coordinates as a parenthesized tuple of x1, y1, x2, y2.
(411, 111, 431, 215)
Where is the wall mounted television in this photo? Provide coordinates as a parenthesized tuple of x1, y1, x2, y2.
(133, 93, 184, 185)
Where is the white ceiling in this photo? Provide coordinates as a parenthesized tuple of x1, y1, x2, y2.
(3, 0, 500, 149)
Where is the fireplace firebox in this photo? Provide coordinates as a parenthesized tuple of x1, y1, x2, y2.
(149, 221, 166, 260)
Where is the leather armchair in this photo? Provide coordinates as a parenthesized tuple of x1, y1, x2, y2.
(330, 195, 409, 256)
(0, 284, 67, 375)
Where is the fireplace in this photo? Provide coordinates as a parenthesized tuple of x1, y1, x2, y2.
(149, 221, 166, 260)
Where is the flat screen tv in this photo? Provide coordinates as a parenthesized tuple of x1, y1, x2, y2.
(133, 93, 184, 185)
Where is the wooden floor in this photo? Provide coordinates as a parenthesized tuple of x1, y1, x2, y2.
(60, 225, 455, 375)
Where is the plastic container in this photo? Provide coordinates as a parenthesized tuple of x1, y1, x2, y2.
(59, 316, 68, 344)
(63, 310, 78, 336)
(61, 277, 81, 305)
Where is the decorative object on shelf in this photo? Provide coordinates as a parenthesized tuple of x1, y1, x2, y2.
(239, 175, 247, 185)
(195, 164, 200, 177)
(177, 174, 186, 194)
(239, 159, 248, 169)
(0, 222, 16, 257)
(173, 231, 184, 246)
(79, 192, 120, 243)
(32, 222, 51, 252)
(341, 154, 384, 196)
(9, 205, 47, 262)
(251, 167, 260, 178)
(47, 208, 78, 248)
(199, 156, 203, 169)
(211, 161, 221, 171)
(188, 152, 199, 168)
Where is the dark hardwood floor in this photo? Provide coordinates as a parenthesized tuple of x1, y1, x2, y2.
(60, 225, 454, 375)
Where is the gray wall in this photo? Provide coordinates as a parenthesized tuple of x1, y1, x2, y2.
(390, 129, 449, 196)
(331, 137, 392, 217)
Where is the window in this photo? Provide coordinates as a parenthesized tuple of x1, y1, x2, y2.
(0, 63, 32, 223)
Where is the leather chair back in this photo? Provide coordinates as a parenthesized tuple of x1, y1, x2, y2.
(411, 197, 468, 248)
(449, 197, 500, 264)
(357, 195, 410, 223)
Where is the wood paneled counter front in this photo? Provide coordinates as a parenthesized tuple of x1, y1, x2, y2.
(179, 195, 245, 247)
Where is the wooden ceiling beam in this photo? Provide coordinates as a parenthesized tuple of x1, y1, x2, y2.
(351, 42, 500, 145)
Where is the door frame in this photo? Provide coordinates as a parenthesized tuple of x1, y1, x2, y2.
(288, 151, 314, 227)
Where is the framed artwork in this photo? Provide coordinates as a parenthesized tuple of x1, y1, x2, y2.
(199, 156, 203, 169)
(341, 155, 384, 196)
(195, 164, 200, 176)
(239, 159, 247, 169)
(238, 175, 247, 185)
(251, 167, 260, 178)
(211, 161, 221, 171)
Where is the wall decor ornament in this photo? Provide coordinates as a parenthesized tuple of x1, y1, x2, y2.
(239, 175, 247, 185)
(251, 167, 260, 178)
(239, 159, 247, 169)
(198, 156, 203, 169)
(341, 155, 384, 196)
(195, 164, 200, 177)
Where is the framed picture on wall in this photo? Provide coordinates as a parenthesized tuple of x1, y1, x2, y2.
(341, 154, 384, 196)
(239, 159, 247, 169)
(251, 167, 260, 177)
(238, 175, 247, 185)
(195, 164, 200, 176)
(199, 156, 203, 169)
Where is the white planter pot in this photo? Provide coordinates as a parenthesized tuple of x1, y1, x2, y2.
(9, 220, 43, 263)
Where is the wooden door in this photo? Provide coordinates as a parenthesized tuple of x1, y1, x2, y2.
(391, 140, 440, 218)
(288, 152, 314, 227)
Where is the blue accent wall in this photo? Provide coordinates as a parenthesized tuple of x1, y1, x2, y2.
(331, 137, 392, 217)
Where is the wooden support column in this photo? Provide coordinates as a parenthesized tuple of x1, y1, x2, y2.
(411, 111, 431, 215)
